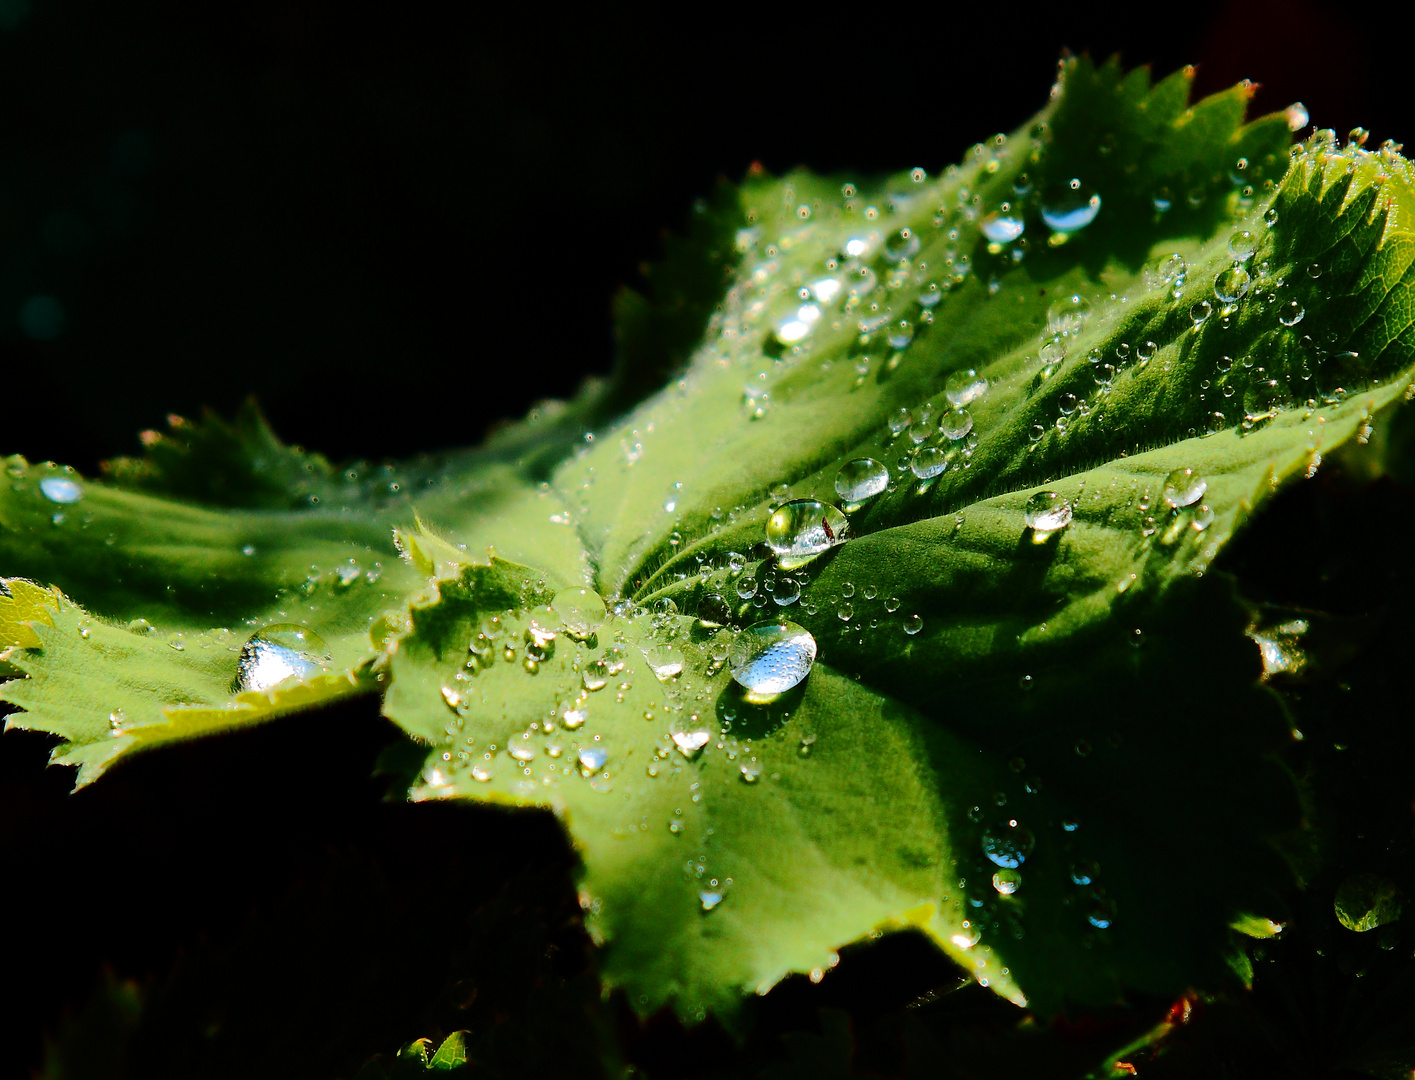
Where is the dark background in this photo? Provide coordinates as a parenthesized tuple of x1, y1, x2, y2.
(0, 1, 1400, 1076)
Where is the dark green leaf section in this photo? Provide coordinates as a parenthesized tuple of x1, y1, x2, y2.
(606, 178, 743, 417)
(101, 399, 343, 511)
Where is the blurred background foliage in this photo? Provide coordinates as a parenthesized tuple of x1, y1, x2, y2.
(3, 1, 1414, 1077)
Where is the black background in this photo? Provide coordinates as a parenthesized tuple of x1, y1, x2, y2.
(0, 1, 1402, 1076)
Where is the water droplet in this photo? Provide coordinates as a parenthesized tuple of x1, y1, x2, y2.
(1023, 491, 1072, 533)
(884, 226, 920, 261)
(944, 369, 988, 407)
(771, 577, 801, 606)
(700, 890, 724, 911)
(1263, 205, 1279, 227)
(886, 319, 915, 350)
(39, 476, 83, 504)
(1190, 300, 1213, 326)
(1278, 300, 1305, 327)
(582, 660, 609, 691)
(552, 587, 607, 639)
(982, 822, 1035, 868)
(835, 458, 889, 505)
(646, 643, 685, 681)
(1214, 266, 1252, 303)
(562, 707, 588, 729)
(884, 597, 900, 613)
(1088, 896, 1117, 929)
(1334, 873, 1402, 932)
(728, 620, 817, 699)
(909, 446, 946, 479)
(1136, 341, 1157, 365)
(1192, 504, 1215, 531)
(1285, 102, 1310, 131)
(671, 716, 711, 757)
(1227, 230, 1258, 262)
(127, 618, 153, 634)
(765, 500, 849, 569)
(1244, 378, 1283, 422)
(1041, 181, 1101, 233)
(736, 573, 758, 600)
(235, 624, 331, 693)
(992, 869, 1022, 895)
(1046, 294, 1092, 336)
(739, 758, 763, 783)
(578, 746, 607, 775)
(1162, 467, 1207, 508)
(903, 614, 923, 635)
(698, 592, 732, 628)
(980, 212, 1025, 244)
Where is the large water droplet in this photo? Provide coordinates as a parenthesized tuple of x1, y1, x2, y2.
(1285, 102, 1310, 131)
(671, 715, 711, 757)
(909, 446, 946, 479)
(646, 643, 685, 681)
(981, 822, 1035, 868)
(980, 212, 1025, 244)
(1162, 467, 1207, 508)
(835, 458, 888, 505)
(578, 746, 608, 776)
(1227, 230, 1258, 262)
(1046, 294, 1092, 336)
(938, 408, 973, 441)
(944, 369, 988, 407)
(1214, 266, 1252, 303)
(1278, 300, 1305, 327)
(1023, 491, 1072, 533)
(235, 624, 331, 693)
(992, 869, 1022, 895)
(1334, 873, 1402, 932)
(697, 592, 732, 628)
(1041, 181, 1101, 233)
(39, 476, 83, 504)
(552, 586, 607, 639)
(728, 620, 817, 699)
(765, 500, 849, 569)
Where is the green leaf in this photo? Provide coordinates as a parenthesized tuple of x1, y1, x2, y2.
(10, 53, 1415, 1027)
(381, 56, 1415, 1019)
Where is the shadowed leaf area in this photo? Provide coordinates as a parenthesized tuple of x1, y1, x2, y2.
(9, 54, 1415, 1076)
